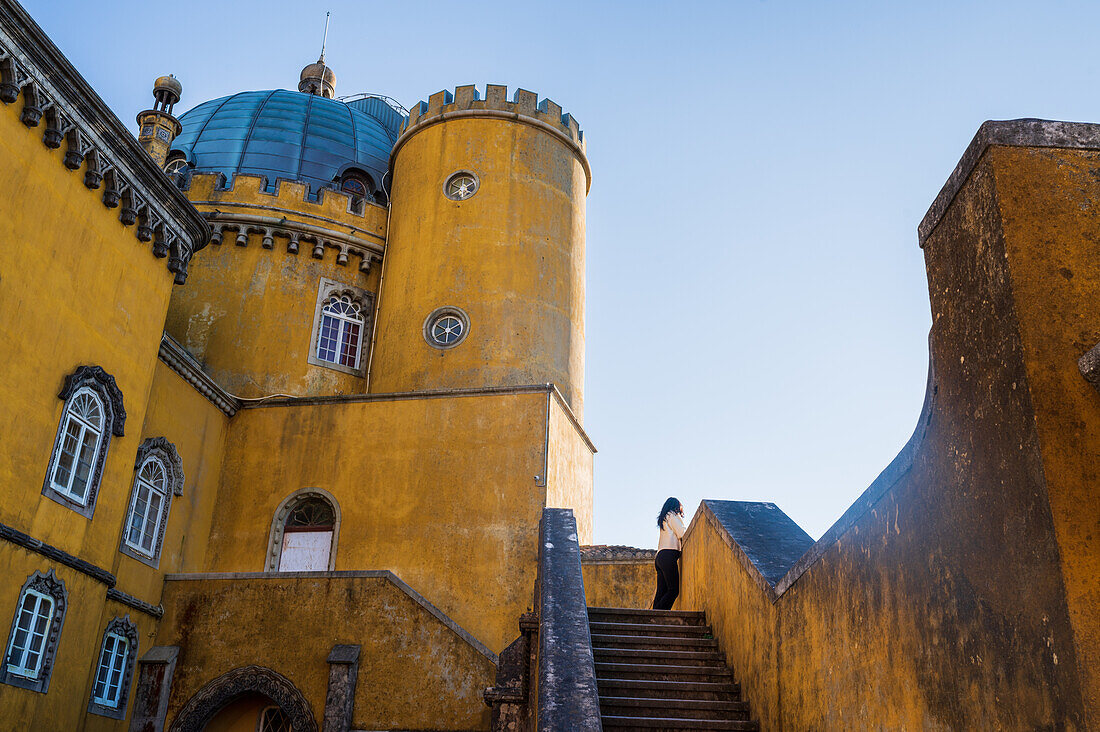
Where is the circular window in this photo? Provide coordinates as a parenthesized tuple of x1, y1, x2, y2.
(444, 171, 479, 201)
(164, 158, 188, 176)
(423, 307, 470, 349)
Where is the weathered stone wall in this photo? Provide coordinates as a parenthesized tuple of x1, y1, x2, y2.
(679, 121, 1099, 730)
(580, 548, 655, 609)
(158, 573, 495, 731)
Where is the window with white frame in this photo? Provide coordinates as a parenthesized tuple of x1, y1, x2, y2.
(6, 589, 53, 679)
(48, 387, 104, 504)
(1, 570, 66, 693)
(124, 458, 168, 557)
(307, 279, 373, 377)
(317, 295, 364, 368)
(87, 616, 138, 719)
(119, 438, 183, 568)
(43, 366, 125, 519)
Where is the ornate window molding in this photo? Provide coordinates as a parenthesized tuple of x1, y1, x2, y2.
(167, 665, 317, 732)
(120, 438, 183, 568)
(265, 488, 341, 572)
(87, 615, 138, 719)
(1, 569, 67, 694)
(307, 278, 373, 377)
(423, 306, 470, 350)
(42, 366, 125, 519)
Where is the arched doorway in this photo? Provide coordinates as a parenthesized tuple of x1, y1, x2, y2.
(265, 489, 341, 572)
(168, 666, 316, 732)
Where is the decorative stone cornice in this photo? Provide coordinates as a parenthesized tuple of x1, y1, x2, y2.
(105, 588, 163, 619)
(0, 0, 209, 283)
(0, 520, 116, 587)
(204, 211, 383, 274)
(158, 333, 239, 416)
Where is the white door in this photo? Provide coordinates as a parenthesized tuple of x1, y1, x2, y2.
(278, 530, 332, 571)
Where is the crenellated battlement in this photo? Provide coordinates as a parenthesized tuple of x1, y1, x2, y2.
(401, 84, 585, 152)
(182, 172, 387, 222)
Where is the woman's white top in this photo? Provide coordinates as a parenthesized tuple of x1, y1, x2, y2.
(658, 512, 687, 551)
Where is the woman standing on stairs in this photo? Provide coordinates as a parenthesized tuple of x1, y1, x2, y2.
(653, 497, 687, 610)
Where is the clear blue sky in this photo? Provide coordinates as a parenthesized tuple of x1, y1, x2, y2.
(25, 1, 1100, 547)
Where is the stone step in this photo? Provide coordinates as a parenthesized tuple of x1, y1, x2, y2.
(596, 661, 733, 683)
(588, 607, 708, 626)
(591, 633, 720, 650)
(590, 621, 713, 637)
(602, 715, 759, 730)
(597, 678, 740, 702)
(594, 647, 727, 667)
(600, 695, 750, 721)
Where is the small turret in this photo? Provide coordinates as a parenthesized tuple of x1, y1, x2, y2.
(137, 74, 183, 167)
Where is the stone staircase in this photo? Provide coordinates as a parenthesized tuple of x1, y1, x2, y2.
(588, 607, 759, 730)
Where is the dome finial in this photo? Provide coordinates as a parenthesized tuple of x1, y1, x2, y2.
(299, 11, 336, 98)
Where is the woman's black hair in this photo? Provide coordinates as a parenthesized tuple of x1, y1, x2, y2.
(657, 497, 682, 528)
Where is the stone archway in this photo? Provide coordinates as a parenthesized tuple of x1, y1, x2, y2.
(168, 665, 317, 732)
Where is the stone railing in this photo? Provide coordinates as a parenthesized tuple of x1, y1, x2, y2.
(484, 507, 602, 730)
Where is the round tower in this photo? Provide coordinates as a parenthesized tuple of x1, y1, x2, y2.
(369, 85, 591, 418)
(137, 75, 183, 166)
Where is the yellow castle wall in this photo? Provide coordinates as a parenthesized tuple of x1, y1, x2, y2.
(200, 389, 589, 654)
(165, 174, 386, 399)
(545, 392, 595, 543)
(372, 108, 588, 418)
(158, 574, 494, 731)
(993, 145, 1100, 726)
(581, 560, 655, 610)
(0, 92, 184, 730)
(111, 361, 230, 605)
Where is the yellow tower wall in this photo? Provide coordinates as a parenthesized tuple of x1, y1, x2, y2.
(165, 174, 386, 398)
(371, 86, 589, 417)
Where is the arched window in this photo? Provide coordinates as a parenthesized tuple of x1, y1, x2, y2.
(1, 570, 66, 693)
(258, 705, 291, 731)
(266, 489, 341, 572)
(48, 387, 103, 503)
(120, 438, 184, 567)
(316, 295, 364, 369)
(88, 617, 138, 719)
(43, 366, 125, 518)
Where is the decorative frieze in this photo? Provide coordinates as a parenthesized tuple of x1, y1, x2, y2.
(0, 2, 208, 284)
(205, 213, 383, 274)
(157, 333, 239, 417)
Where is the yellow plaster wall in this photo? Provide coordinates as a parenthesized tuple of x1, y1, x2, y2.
(165, 174, 385, 399)
(203, 391, 549, 653)
(0, 96, 173, 571)
(374, 116, 588, 417)
(0, 547, 108, 731)
(581, 560, 654, 609)
(679, 515, 780, 727)
(111, 361, 230, 604)
(544, 393, 594, 543)
(992, 146, 1100, 726)
(158, 574, 495, 731)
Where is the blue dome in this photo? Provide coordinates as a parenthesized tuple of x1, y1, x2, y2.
(170, 90, 402, 196)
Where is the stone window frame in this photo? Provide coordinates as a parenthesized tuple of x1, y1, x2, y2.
(264, 488, 341, 572)
(119, 438, 184, 569)
(307, 278, 373, 378)
(423, 306, 471, 350)
(87, 615, 138, 719)
(1, 569, 67, 694)
(42, 366, 126, 520)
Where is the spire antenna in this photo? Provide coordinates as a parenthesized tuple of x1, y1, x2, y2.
(319, 11, 331, 63)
